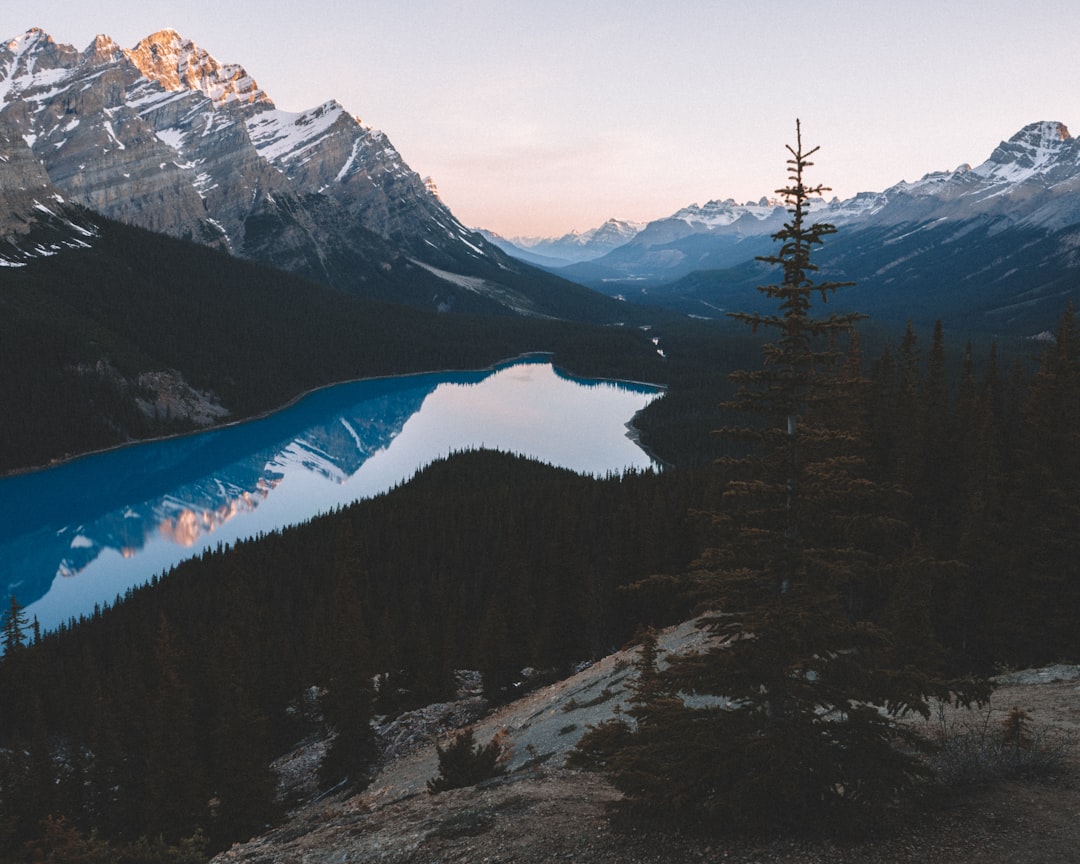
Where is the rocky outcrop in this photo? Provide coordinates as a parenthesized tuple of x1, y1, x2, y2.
(0, 127, 59, 234)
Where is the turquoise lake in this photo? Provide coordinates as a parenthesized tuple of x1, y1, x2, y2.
(0, 358, 663, 631)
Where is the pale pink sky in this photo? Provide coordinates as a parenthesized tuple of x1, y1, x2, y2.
(11, 0, 1080, 237)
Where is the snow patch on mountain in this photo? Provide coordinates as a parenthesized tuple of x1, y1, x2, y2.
(154, 127, 185, 152)
(246, 101, 350, 164)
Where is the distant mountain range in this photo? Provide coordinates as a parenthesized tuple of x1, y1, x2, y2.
(482, 218, 645, 267)
(0, 28, 627, 322)
(499, 121, 1080, 335)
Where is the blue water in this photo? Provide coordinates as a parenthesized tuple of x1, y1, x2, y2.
(0, 358, 663, 631)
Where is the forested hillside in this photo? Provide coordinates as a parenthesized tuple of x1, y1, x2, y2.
(0, 452, 707, 855)
(571, 128, 1080, 835)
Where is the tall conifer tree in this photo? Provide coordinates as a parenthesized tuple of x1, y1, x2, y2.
(2, 595, 28, 656)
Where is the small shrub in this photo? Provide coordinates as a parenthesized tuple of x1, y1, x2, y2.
(427, 728, 507, 794)
(1000, 706, 1033, 749)
(928, 701, 1073, 786)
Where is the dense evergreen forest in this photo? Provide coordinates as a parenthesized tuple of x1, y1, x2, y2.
(2, 196, 1080, 858)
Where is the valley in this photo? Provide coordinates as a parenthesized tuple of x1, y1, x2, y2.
(1, 23, 1078, 864)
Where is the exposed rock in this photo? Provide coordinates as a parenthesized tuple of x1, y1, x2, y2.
(127, 29, 271, 109)
(374, 696, 489, 771)
(0, 27, 505, 300)
(134, 369, 230, 426)
(215, 621, 1080, 864)
(0, 128, 87, 255)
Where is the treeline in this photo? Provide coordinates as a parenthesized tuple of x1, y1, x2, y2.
(0, 216, 678, 475)
(0, 452, 708, 858)
(860, 314, 1080, 668)
(640, 310, 1080, 672)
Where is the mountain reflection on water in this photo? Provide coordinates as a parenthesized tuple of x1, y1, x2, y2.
(1, 359, 663, 631)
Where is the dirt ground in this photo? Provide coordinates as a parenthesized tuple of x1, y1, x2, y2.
(215, 637, 1080, 864)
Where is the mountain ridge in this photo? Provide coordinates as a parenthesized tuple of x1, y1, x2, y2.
(0, 27, 628, 321)
(126, 28, 272, 108)
(530, 120, 1080, 333)
(483, 218, 646, 267)
(510, 119, 1080, 263)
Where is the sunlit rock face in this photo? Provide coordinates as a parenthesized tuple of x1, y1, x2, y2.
(0, 27, 494, 284)
(127, 28, 272, 109)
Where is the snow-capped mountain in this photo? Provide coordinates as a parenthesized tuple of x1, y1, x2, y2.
(485, 217, 645, 266)
(558, 121, 1080, 332)
(0, 28, 605, 317)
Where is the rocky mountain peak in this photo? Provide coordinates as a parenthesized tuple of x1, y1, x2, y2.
(85, 34, 124, 64)
(5, 27, 51, 55)
(672, 197, 783, 229)
(0, 26, 539, 314)
(127, 29, 271, 109)
(1007, 120, 1072, 153)
(1038, 120, 1070, 142)
(1, 28, 78, 94)
(589, 217, 644, 244)
(980, 120, 1074, 176)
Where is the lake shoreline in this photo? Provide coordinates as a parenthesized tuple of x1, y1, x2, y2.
(5, 353, 666, 481)
(8, 359, 665, 631)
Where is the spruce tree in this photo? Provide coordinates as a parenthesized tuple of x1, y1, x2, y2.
(1, 595, 28, 656)
(317, 545, 377, 789)
(426, 728, 505, 794)
(145, 614, 205, 843)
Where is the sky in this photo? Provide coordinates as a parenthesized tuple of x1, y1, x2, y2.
(8, 1, 1080, 238)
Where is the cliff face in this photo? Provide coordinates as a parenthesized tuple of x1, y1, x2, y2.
(0, 128, 59, 234)
(0, 33, 88, 246)
(0, 128, 98, 260)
